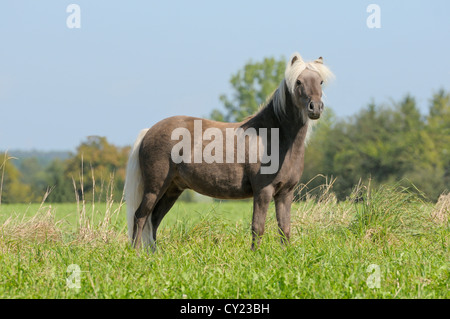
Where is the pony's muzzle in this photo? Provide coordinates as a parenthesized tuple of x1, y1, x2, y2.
(307, 101, 324, 120)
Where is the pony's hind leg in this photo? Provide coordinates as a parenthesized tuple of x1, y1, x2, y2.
(132, 192, 158, 250)
(133, 185, 182, 251)
(150, 184, 183, 243)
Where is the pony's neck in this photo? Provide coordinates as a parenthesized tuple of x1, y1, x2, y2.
(278, 87, 309, 135)
(244, 94, 309, 150)
(278, 101, 310, 152)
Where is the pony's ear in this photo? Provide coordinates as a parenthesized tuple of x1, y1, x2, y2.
(314, 57, 323, 64)
(289, 53, 304, 66)
(291, 55, 299, 65)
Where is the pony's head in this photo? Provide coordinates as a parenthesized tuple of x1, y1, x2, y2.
(273, 52, 334, 122)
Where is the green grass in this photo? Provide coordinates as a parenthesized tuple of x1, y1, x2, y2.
(0, 185, 448, 299)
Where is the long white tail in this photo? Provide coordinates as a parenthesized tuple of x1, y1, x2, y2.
(125, 128, 149, 242)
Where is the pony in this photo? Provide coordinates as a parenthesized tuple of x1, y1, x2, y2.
(125, 52, 334, 251)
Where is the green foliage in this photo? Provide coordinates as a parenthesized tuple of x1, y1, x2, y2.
(210, 56, 286, 122)
(45, 159, 74, 203)
(303, 90, 450, 201)
(64, 136, 130, 203)
(1, 137, 130, 203)
(426, 89, 450, 188)
(18, 157, 51, 201)
(0, 153, 34, 204)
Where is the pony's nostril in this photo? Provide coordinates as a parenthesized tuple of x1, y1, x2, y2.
(308, 102, 314, 112)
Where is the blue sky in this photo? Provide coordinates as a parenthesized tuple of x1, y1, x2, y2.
(0, 0, 449, 151)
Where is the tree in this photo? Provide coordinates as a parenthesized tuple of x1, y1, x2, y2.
(45, 159, 74, 203)
(64, 136, 130, 202)
(18, 157, 49, 201)
(0, 153, 34, 204)
(301, 93, 450, 201)
(210, 57, 286, 122)
(426, 89, 450, 192)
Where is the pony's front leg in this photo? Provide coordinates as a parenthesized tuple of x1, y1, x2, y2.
(251, 187, 274, 250)
(274, 190, 294, 245)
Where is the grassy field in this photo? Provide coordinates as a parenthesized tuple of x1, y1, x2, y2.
(0, 183, 448, 299)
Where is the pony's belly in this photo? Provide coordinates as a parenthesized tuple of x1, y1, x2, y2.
(194, 186, 253, 200)
(175, 163, 253, 199)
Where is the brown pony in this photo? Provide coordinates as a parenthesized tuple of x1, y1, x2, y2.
(125, 52, 334, 251)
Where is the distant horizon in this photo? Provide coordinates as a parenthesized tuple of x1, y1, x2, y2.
(1, 87, 447, 153)
(1, 149, 72, 154)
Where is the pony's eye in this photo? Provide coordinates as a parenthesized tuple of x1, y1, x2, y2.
(320, 81, 324, 85)
(296, 80, 302, 86)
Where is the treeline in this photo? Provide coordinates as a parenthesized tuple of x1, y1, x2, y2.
(301, 89, 450, 201)
(1, 136, 130, 204)
(1, 90, 449, 204)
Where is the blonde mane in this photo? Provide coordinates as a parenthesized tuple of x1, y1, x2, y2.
(272, 52, 334, 121)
